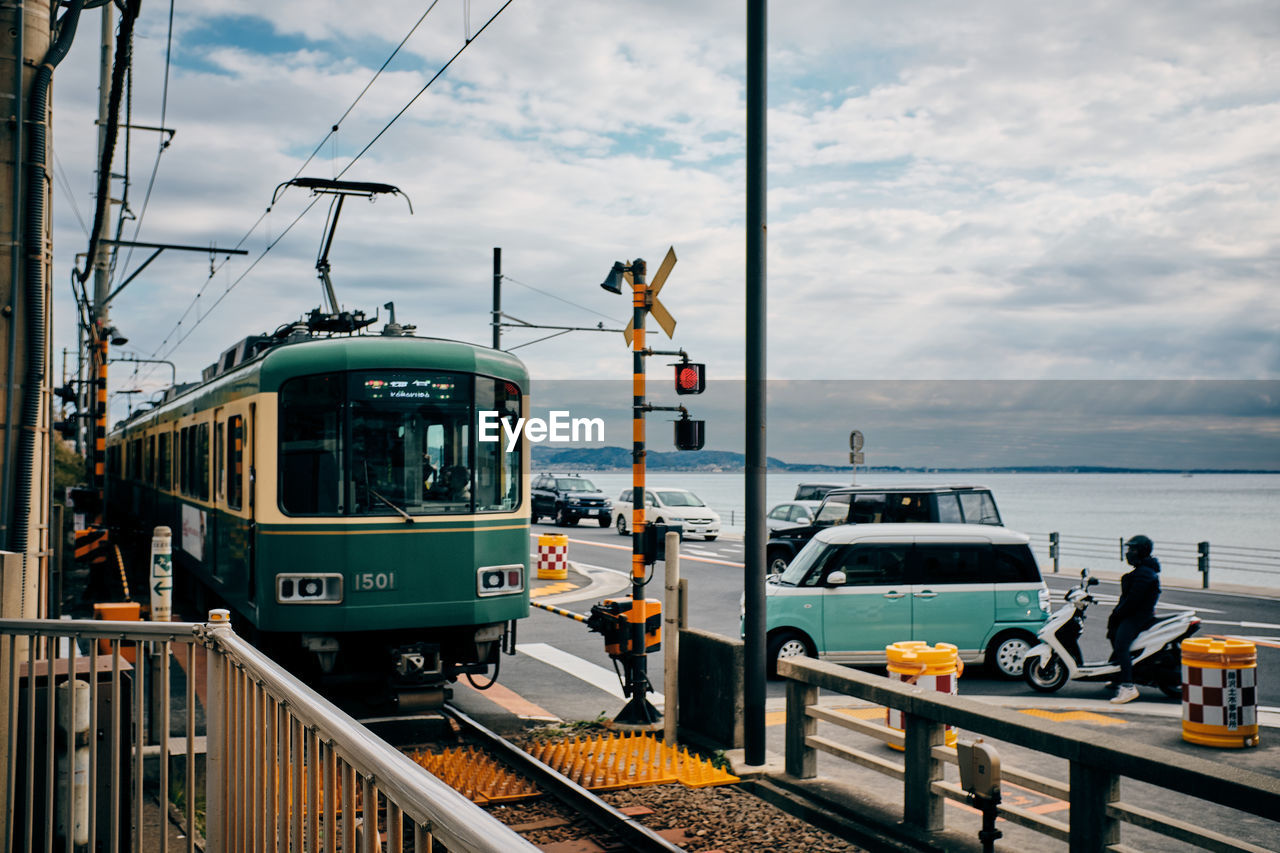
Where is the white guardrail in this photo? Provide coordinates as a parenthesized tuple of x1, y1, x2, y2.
(0, 613, 538, 852)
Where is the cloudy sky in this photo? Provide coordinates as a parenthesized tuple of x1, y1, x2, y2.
(46, 1, 1280, 457)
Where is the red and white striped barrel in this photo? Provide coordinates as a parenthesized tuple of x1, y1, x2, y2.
(536, 534, 569, 580)
(885, 641, 961, 749)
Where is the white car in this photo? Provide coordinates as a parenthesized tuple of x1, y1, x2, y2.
(614, 488, 721, 540)
(766, 500, 822, 531)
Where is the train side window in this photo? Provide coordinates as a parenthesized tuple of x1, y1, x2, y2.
(279, 374, 343, 515)
(474, 377, 521, 512)
(158, 432, 171, 491)
(146, 435, 155, 484)
(197, 423, 210, 501)
(227, 415, 243, 510)
(183, 426, 194, 496)
(215, 422, 224, 501)
(129, 438, 143, 481)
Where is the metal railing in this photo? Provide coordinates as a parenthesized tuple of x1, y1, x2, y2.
(1, 612, 538, 852)
(1033, 531, 1280, 589)
(778, 656, 1280, 853)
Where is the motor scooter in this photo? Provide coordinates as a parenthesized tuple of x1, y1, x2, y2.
(1023, 568, 1199, 697)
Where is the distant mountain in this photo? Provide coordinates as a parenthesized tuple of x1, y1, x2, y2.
(531, 445, 808, 471)
(528, 446, 1278, 474)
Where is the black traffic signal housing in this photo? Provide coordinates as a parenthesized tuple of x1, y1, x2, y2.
(674, 414, 705, 451)
(642, 522, 683, 564)
(53, 419, 77, 440)
(674, 362, 705, 395)
(54, 384, 78, 405)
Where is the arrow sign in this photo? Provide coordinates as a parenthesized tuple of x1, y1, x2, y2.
(153, 581, 173, 596)
(624, 246, 677, 344)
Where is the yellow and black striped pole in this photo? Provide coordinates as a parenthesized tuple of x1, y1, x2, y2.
(618, 257, 660, 725)
(93, 333, 108, 519)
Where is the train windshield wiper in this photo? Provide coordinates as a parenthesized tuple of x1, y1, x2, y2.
(367, 486, 413, 524)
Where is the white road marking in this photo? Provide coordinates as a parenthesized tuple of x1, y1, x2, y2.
(517, 642, 664, 705)
(1198, 620, 1280, 631)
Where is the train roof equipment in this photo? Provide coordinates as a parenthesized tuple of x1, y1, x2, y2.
(271, 176, 414, 335)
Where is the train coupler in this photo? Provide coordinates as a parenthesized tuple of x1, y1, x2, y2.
(393, 642, 443, 682)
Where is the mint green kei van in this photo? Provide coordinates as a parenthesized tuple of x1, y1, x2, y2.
(762, 523, 1050, 679)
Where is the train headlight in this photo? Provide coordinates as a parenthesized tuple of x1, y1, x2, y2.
(277, 573, 343, 604)
(477, 564, 524, 597)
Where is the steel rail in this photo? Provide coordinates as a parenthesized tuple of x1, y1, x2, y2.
(444, 704, 688, 853)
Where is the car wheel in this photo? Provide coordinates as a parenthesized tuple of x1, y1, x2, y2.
(767, 549, 790, 574)
(767, 630, 812, 679)
(616, 514, 628, 535)
(597, 515, 610, 528)
(986, 632, 1034, 679)
(1023, 654, 1068, 692)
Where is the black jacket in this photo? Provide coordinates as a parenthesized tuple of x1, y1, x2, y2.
(1109, 556, 1161, 630)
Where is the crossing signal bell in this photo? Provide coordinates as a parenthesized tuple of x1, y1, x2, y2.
(674, 362, 705, 395)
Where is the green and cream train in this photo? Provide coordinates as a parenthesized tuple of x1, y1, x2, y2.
(105, 326, 530, 703)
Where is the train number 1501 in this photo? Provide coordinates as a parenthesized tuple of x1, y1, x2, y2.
(354, 572, 397, 592)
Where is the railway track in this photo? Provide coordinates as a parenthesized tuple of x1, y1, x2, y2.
(359, 705, 864, 853)
(441, 705, 689, 852)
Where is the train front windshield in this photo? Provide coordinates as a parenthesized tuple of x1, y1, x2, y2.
(279, 370, 521, 516)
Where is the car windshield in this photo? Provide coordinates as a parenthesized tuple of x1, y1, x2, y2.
(557, 478, 598, 492)
(655, 490, 704, 507)
(777, 540, 834, 586)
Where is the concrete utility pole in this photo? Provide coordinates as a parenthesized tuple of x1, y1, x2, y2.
(1, 0, 52, 570)
(1, 0, 83, 844)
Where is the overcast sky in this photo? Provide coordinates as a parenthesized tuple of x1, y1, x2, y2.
(47, 1, 1280, 443)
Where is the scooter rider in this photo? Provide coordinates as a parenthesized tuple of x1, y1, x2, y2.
(1108, 535, 1161, 704)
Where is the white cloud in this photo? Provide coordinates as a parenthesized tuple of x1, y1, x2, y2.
(46, 0, 1280, 425)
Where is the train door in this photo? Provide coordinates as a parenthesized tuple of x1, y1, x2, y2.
(212, 408, 224, 578)
(246, 403, 256, 604)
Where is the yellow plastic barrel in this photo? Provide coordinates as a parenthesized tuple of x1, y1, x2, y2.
(1181, 637, 1259, 748)
(885, 641, 963, 750)
(536, 534, 570, 580)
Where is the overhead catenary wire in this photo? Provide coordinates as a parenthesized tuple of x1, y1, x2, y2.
(501, 274, 619, 323)
(118, 0, 176, 280)
(142, 0, 515, 380)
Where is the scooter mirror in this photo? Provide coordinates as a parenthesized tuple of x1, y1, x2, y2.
(1087, 577, 1099, 587)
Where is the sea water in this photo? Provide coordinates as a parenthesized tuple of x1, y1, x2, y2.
(574, 471, 1280, 590)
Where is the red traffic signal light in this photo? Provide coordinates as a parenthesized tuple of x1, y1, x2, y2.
(674, 362, 705, 395)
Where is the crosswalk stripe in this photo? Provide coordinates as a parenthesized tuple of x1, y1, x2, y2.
(517, 642, 665, 705)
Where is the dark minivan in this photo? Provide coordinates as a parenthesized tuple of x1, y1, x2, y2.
(767, 484, 1001, 573)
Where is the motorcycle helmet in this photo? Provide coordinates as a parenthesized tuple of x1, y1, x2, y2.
(1124, 534, 1153, 564)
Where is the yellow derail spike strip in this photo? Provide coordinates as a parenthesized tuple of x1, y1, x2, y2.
(405, 733, 739, 802)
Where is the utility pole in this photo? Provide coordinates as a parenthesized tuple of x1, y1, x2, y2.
(744, 0, 768, 766)
(88, 0, 114, 498)
(0, 0, 51, 556)
(1, 1, 84, 845)
(492, 247, 501, 349)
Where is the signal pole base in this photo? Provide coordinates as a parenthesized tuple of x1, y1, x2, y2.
(612, 695, 662, 729)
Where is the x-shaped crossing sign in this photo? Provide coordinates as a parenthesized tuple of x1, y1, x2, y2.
(623, 246, 677, 345)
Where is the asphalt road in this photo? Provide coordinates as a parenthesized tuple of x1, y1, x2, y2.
(518, 519, 1280, 709)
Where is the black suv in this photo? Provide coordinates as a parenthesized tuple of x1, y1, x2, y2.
(531, 473, 613, 527)
(766, 484, 1002, 572)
